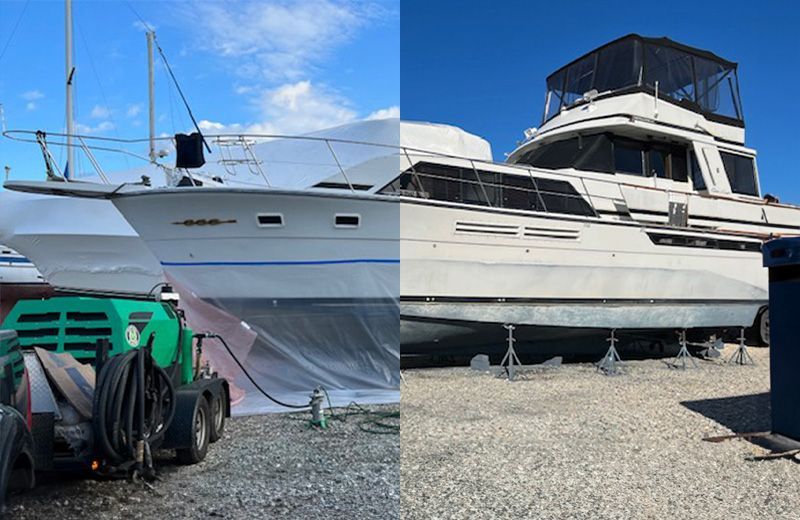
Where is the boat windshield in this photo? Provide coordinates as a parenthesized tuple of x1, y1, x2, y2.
(543, 35, 743, 126)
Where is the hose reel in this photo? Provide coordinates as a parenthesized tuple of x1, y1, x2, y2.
(92, 339, 176, 475)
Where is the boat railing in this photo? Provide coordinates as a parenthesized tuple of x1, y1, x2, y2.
(3, 127, 761, 219)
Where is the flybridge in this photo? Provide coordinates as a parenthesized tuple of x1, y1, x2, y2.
(543, 34, 743, 127)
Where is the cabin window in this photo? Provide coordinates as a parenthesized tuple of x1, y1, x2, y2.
(689, 152, 706, 190)
(648, 148, 667, 178)
(646, 144, 688, 182)
(515, 134, 614, 174)
(335, 214, 361, 228)
(521, 138, 580, 170)
(614, 140, 644, 176)
(670, 147, 688, 182)
(720, 151, 758, 196)
(256, 214, 284, 227)
(378, 162, 595, 217)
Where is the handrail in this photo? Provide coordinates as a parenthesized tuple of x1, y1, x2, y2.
(3, 128, 792, 214)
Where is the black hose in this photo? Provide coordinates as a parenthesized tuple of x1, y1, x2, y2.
(199, 333, 309, 410)
(92, 346, 176, 465)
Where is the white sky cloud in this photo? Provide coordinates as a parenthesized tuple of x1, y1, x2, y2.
(25, 102, 37, 111)
(189, 0, 372, 82)
(366, 106, 400, 120)
(90, 105, 111, 119)
(178, 2, 394, 138)
(126, 104, 143, 118)
(21, 90, 44, 101)
(198, 80, 357, 136)
(132, 20, 156, 32)
(75, 121, 114, 134)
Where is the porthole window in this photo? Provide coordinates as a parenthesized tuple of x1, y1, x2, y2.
(335, 214, 361, 228)
(256, 213, 284, 228)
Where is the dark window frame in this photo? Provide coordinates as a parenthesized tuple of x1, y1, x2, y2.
(379, 162, 596, 217)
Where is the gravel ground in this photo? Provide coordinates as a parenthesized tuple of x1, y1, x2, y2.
(6, 405, 399, 519)
(400, 346, 799, 520)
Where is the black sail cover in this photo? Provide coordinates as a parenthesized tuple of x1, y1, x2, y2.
(175, 133, 206, 168)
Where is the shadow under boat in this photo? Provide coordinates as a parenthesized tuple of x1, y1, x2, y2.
(400, 325, 701, 368)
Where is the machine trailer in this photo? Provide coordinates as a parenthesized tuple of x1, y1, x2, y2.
(0, 294, 230, 513)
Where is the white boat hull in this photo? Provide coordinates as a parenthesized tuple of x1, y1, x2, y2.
(400, 200, 767, 349)
(108, 188, 401, 402)
(0, 193, 164, 295)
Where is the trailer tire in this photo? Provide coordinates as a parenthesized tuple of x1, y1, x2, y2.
(209, 389, 226, 443)
(745, 307, 770, 347)
(0, 407, 35, 515)
(176, 396, 210, 465)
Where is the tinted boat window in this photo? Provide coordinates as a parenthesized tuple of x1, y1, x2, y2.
(564, 55, 596, 106)
(671, 147, 688, 182)
(593, 39, 641, 94)
(689, 152, 706, 190)
(648, 148, 667, 178)
(572, 134, 615, 173)
(614, 141, 644, 175)
(516, 134, 614, 174)
(522, 138, 580, 169)
(501, 174, 546, 212)
(644, 44, 696, 105)
(379, 162, 595, 217)
(720, 151, 758, 196)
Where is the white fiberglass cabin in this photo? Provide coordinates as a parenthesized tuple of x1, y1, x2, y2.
(396, 34, 797, 355)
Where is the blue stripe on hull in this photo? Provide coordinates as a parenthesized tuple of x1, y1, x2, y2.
(0, 256, 32, 264)
(161, 258, 400, 267)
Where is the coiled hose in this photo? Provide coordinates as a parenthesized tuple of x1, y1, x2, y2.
(92, 348, 176, 465)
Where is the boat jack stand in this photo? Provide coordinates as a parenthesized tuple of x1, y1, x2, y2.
(728, 328, 754, 366)
(500, 324, 522, 380)
(597, 329, 622, 375)
(670, 330, 698, 369)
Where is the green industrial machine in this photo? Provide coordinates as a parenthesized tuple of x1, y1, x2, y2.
(3, 296, 195, 384)
(1, 294, 230, 506)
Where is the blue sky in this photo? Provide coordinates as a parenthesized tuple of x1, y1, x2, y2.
(401, 0, 800, 204)
(0, 0, 398, 182)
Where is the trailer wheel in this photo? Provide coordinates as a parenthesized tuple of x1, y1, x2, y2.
(0, 408, 35, 514)
(209, 390, 226, 443)
(176, 396, 210, 465)
(745, 307, 770, 347)
(758, 308, 770, 347)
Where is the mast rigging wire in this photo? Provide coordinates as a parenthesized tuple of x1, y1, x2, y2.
(0, 0, 31, 64)
(125, 0, 210, 153)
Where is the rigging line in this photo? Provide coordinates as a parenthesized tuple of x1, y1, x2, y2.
(75, 15, 131, 170)
(0, 0, 30, 64)
(123, 0, 155, 33)
(164, 66, 178, 135)
(154, 40, 211, 153)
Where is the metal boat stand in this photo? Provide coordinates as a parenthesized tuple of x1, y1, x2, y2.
(500, 324, 522, 380)
(596, 328, 622, 375)
(670, 329, 698, 369)
(728, 327, 754, 366)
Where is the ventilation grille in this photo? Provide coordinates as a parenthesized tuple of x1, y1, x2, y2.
(455, 221, 580, 240)
(454, 221, 520, 236)
(522, 226, 580, 240)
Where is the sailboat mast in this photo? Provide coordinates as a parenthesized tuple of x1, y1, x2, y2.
(147, 30, 156, 162)
(65, 0, 74, 179)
